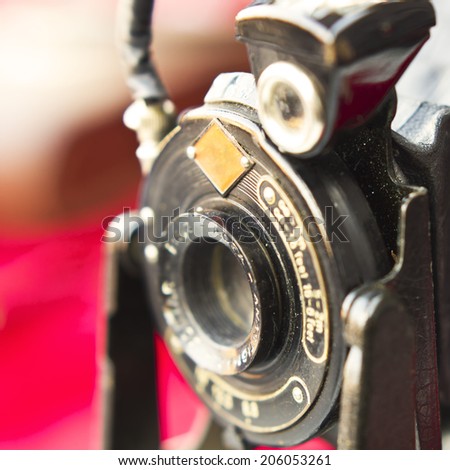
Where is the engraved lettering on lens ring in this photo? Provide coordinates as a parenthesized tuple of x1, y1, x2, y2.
(195, 368, 311, 433)
(160, 214, 263, 376)
(258, 176, 329, 364)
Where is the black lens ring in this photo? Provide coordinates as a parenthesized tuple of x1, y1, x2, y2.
(141, 113, 390, 446)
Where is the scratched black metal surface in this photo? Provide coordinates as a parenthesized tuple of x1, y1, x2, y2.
(106, 241, 160, 450)
(394, 104, 450, 416)
(337, 101, 441, 449)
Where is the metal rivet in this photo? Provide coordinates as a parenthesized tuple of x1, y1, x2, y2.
(241, 156, 251, 169)
(161, 281, 174, 296)
(292, 387, 304, 404)
(263, 187, 276, 206)
(140, 207, 155, 220)
(145, 244, 159, 263)
(186, 146, 197, 160)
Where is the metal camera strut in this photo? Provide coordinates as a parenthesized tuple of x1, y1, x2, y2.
(105, 0, 445, 450)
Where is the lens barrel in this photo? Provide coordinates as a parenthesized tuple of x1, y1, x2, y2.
(140, 86, 389, 446)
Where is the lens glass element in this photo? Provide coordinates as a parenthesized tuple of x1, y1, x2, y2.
(182, 238, 254, 347)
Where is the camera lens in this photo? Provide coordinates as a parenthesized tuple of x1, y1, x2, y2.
(143, 105, 388, 445)
(182, 238, 254, 347)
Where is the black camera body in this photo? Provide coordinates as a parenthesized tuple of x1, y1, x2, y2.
(105, 0, 449, 450)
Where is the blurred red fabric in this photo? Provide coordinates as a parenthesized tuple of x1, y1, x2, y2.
(0, 226, 103, 449)
(0, 0, 250, 450)
(0, 0, 333, 450)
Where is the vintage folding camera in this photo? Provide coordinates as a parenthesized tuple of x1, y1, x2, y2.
(104, 0, 450, 450)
